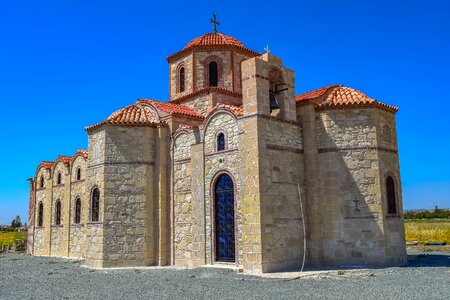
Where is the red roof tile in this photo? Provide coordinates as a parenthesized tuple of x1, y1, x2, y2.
(184, 33, 246, 49)
(85, 102, 160, 132)
(167, 32, 260, 62)
(215, 104, 243, 117)
(39, 161, 54, 170)
(296, 85, 398, 112)
(170, 87, 242, 104)
(72, 149, 88, 161)
(138, 99, 204, 119)
(56, 155, 72, 165)
(295, 85, 341, 102)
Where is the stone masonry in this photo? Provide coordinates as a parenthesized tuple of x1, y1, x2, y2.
(28, 31, 407, 273)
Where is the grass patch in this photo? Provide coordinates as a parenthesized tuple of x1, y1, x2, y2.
(48, 260, 57, 264)
(337, 270, 345, 275)
(405, 221, 450, 244)
(0, 231, 27, 247)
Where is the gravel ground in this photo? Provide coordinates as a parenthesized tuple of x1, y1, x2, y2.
(0, 250, 449, 300)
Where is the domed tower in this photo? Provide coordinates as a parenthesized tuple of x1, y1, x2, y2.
(167, 32, 260, 115)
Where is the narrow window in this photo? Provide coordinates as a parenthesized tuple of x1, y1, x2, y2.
(91, 188, 100, 222)
(75, 198, 81, 224)
(55, 200, 61, 225)
(386, 176, 397, 214)
(76, 168, 81, 181)
(40, 176, 44, 188)
(179, 67, 185, 92)
(38, 202, 44, 227)
(217, 132, 225, 151)
(57, 172, 62, 185)
(209, 61, 218, 86)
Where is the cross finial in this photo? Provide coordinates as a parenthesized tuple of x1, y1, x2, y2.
(264, 44, 271, 54)
(210, 13, 220, 33)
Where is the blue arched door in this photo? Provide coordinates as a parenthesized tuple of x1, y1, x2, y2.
(215, 174, 235, 262)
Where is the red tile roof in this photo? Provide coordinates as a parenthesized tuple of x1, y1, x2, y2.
(215, 104, 244, 117)
(72, 149, 88, 161)
(170, 87, 242, 104)
(39, 161, 54, 170)
(296, 85, 398, 112)
(184, 33, 245, 49)
(295, 85, 341, 102)
(85, 102, 161, 132)
(57, 155, 72, 165)
(167, 32, 260, 62)
(138, 99, 204, 119)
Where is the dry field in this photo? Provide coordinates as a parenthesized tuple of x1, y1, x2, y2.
(404, 220, 450, 244)
(0, 231, 27, 247)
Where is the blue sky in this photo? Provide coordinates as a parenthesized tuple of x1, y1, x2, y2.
(0, 0, 449, 224)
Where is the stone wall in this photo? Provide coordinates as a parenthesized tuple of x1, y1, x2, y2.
(203, 111, 241, 265)
(257, 117, 305, 272)
(84, 128, 106, 267)
(170, 54, 194, 100)
(100, 125, 158, 267)
(314, 107, 406, 266)
(195, 51, 232, 90)
(172, 131, 194, 267)
(375, 109, 407, 265)
(51, 160, 67, 257)
(69, 155, 88, 258)
(33, 167, 50, 255)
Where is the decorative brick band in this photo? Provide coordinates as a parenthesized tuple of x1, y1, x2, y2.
(173, 158, 191, 165)
(344, 215, 376, 220)
(266, 144, 303, 154)
(318, 146, 398, 154)
(204, 148, 239, 157)
(242, 74, 294, 89)
(239, 113, 300, 126)
(87, 161, 155, 169)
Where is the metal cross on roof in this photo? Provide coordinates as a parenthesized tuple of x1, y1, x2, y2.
(264, 45, 271, 54)
(210, 14, 220, 33)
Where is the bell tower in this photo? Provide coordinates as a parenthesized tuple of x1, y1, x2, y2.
(241, 52, 296, 121)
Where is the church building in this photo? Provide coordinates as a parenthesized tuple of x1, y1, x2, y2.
(27, 26, 407, 273)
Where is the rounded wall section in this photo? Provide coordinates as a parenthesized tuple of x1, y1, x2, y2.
(203, 110, 239, 155)
(202, 110, 241, 265)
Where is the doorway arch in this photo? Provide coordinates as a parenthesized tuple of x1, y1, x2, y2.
(214, 173, 235, 262)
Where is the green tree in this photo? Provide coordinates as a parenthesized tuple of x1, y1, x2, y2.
(11, 215, 21, 228)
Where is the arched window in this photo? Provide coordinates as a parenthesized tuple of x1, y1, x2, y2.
(57, 172, 62, 185)
(40, 176, 44, 188)
(38, 202, 44, 227)
(386, 176, 397, 214)
(179, 67, 185, 92)
(76, 168, 81, 181)
(74, 197, 81, 224)
(217, 132, 225, 151)
(209, 61, 218, 86)
(55, 200, 62, 225)
(214, 173, 235, 262)
(91, 188, 100, 222)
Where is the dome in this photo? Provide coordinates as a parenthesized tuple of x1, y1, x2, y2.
(167, 32, 260, 62)
(183, 32, 246, 49)
(296, 85, 398, 112)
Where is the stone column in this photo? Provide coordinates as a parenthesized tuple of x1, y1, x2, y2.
(298, 103, 323, 266)
(63, 170, 71, 257)
(158, 126, 171, 266)
(27, 178, 36, 254)
(190, 142, 206, 267)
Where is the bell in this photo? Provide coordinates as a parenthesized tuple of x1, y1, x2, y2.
(269, 92, 280, 111)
